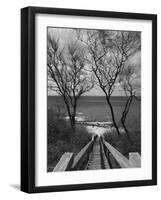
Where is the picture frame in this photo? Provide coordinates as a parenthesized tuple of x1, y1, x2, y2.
(21, 6, 157, 193)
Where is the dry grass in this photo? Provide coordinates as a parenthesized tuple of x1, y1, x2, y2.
(47, 108, 91, 172)
(104, 130, 141, 159)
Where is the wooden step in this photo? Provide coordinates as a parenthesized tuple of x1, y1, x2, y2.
(86, 139, 101, 170)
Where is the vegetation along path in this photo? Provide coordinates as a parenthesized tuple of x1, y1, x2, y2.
(53, 134, 141, 172)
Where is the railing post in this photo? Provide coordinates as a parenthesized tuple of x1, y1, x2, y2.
(129, 152, 141, 167)
(92, 134, 97, 141)
(99, 137, 110, 169)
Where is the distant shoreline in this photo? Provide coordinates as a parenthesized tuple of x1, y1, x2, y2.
(48, 95, 141, 97)
(48, 95, 141, 99)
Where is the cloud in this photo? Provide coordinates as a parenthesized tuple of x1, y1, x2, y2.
(48, 28, 141, 96)
(129, 51, 141, 75)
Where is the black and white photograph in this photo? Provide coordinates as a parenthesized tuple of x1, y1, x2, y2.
(47, 27, 141, 172)
(20, 6, 157, 193)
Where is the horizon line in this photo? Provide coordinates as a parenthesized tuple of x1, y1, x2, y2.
(48, 95, 141, 97)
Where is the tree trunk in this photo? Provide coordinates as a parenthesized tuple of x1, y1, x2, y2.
(71, 102, 77, 132)
(62, 96, 78, 132)
(105, 97, 121, 136)
(120, 96, 133, 139)
(121, 118, 130, 138)
(71, 115, 76, 131)
(63, 100, 75, 130)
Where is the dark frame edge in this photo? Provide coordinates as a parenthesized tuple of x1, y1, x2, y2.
(21, 7, 29, 193)
(32, 180, 156, 194)
(23, 6, 157, 19)
(21, 7, 35, 193)
(152, 14, 157, 185)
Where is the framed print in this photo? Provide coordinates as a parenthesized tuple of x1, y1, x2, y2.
(21, 6, 157, 193)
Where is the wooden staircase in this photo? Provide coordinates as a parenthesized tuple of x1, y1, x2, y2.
(53, 135, 141, 172)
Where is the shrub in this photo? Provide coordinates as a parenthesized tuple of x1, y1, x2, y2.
(47, 108, 91, 172)
(104, 130, 141, 158)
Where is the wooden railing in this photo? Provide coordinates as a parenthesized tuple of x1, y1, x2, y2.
(53, 135, 97, 172)
(99, 138, 110, 169)
(102, 138, 141, 168)
(53, 152, 74, 172)
(72, 135, 97, 170)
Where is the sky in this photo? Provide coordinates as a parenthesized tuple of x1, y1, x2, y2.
(47, 28, 141, 96)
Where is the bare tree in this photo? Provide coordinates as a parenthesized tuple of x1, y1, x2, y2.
(47, 34, 94, 130)
(119, 64, 141, 138)
(78, 30, 140, 135)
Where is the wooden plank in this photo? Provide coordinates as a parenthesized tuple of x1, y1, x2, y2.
(103, 139, 132, 168)
(129, 152, 141, 167)
(87, 138, 101, 170)
(53, 152, 73, 172)
(72, 141, 94, 169)
(100, 140, 110, 169)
